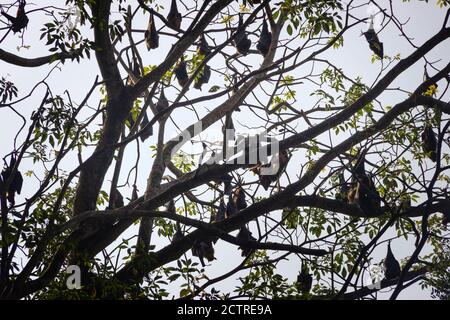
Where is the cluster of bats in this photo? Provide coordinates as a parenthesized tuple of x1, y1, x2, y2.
(294, 241, 402, 296)
(166, 147, 289, 267)
(169, 175, 256, 267)
(142, 1, 272, 92)
(335, 149, 382, 216)
(335, 110, 441, 216)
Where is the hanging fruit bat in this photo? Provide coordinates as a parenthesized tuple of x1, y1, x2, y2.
(347, 149, 380, 213)
(335, 171, 349, 202)
(191, 240, 205, 267)
(145, 12, 159, 50)
(197, 35, 211, 56)
(172, 221, 184, 243)
(156, 87, 169, 113)
(384, 241, 401, 280)
(259, 174, 272, 191)
(216, 199, 226, 222)
(237, 226, 256, 257)
(256, 17, 271, 57)
(166, 0, 182, 30)
(139, 111, 153, 142)
(297, 264, 313, 294)
(364, 17, 383, 59)
(233, 186, 247, 211)
(194, 65, 211, 90)
(174, 59, 189, 87)
(126, 56, 141, 87)
(217, 173, 233, 196)
(192, 239, 215, 267)
(421, 124, 437, 162)
(1, 156, 23, 206)
(131, 185, 139, 202)
(358, 174, 381, 214)
(202, 241, 215, 263)
(226, 195, 237, 218)
(233, 14, 251, 55)
(1, 0, 28, 34)
(348, 173, 380, 215)
(251, 149, 289, 191)
(352, 149, 367, 181)
(110, 188, 124, 209)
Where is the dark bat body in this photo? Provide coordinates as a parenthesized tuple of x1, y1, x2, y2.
(197, 35, 211, 56)
(216, 199, 226, 222)
(1, 157, 24, 205)
(192, 239, 215, 267)
(145, 12, 159, 50)
(139, 111, 153, 142)
(233, 15, 251, 55)
(384, 242, 401, 280)
(166, 0, 182, 30)
(174, 60, 189, 87)
(297, 267, 313, 294)
(233, 186, 247, 211)
(422, 124, 437, 162)
(237, 226, 256, 257)
(364, 29, 383, 59)
(252, 150, 289, 190)
(256, 19, 271, 56)
(194, 65, 211, 90)
(156, 88, 169, 113)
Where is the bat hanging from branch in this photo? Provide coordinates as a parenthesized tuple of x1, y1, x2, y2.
(155, 85, 169, 113)
(363, 16, 383, 59)
(236, 225, 256, 257)
(233, 14, 251, 55)
(197, 35, 211, 56)
(1, 154, 23, 206)
(422, 123, 437, 162)
(296, 262, 313, 294)
(166, 0, 182, 30)
(174, 58, 189, 87)
(384, 241, 401, 280)
(194, 64, 211, 90)
(145, 11, 159, 50)
(256, 15, 271, 56)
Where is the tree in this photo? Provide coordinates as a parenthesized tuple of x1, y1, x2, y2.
(0, 0, 449, 300)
